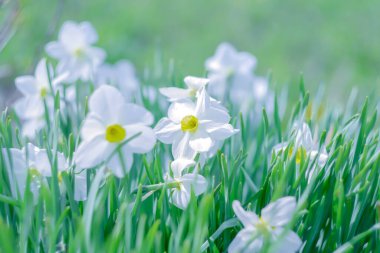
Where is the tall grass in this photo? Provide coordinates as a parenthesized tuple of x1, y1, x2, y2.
(0, 66, 379, 253)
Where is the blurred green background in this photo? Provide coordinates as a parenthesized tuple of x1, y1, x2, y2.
(1, 0, 380, 106)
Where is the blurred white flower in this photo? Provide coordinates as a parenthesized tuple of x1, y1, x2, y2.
(95, 60, 140, 101)
(159, 76, 209, 102)
(229, 198, 302, 253)
(205, 43, 272, 115)
(74, 85, 156, 177)
(13, 58, 66, 138)
(205, 42, 256, 101)
(2, 143, 67, 200)
(45, 21, 106, 82)
(165, 158, 207, 210)
(274, 122, 328, 167)
(154, 88, 238, 159)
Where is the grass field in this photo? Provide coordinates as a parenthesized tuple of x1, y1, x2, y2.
(0, 1, 380, 253)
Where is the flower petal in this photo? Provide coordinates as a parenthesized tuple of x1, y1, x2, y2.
(172, 132, 196, 159)
(159, 87, 191, 101)
(15, 76, 38, 96)
(228, 227, 262, 253)
(168, 100, 196, 123)
(261, 196, 296, 227)
(74, 170, 87, 201)
(181, 173, 208, 196)
(232, 200, 259, 227)
(74, 136, 112, 169)
(171, 158, 195, 177)
(189, 129, 214, 153)
(106, 147, 133, 178)
(205, 122, 238, 140)
(118, 103, 154, 126)
(154, 118, 181, 144)
(124, 124, 156, 153)
(271, 228, 302, 253)
(171, 188, 190, 210)
(80, 114, 105, 141)
(45, 41, 68, 59)
(89, 85, 125, 124)
(184, 76, 209, 90)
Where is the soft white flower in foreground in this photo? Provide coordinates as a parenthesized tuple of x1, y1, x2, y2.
(74, 85, 156, 177)
(154, 88, 238, 159)
(159, 76, 209, 102)
(229, 197, 302, 253)
(2, 143, 67, 199)
(95, 60, 139, 101)
(273, 122, 328, 166)
(13, 58, 66, 138)
(45, 21, 106, 82)
(165, 159, 207, 209)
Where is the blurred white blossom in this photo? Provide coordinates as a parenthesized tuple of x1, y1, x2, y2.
(229, 198, 302, 253)
(45, 21, 106, 82)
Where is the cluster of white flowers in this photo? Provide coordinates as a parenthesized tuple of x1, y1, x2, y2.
(155, 76, 238, 209)
(4, 20, 326, 252)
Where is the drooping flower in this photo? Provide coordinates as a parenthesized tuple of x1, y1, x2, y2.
(229, 198, 302, 253)
(159, 76, 209, 102)
(45, 21, 106, 82)
(273, 122, 328, 167)
(154, 87, 238, 159)
(74, 85, 156, 177)
(2, 143, 67, 200)
(165, 158, 207, 209)
(13, 58, 66, 138)
(95, 60, 140, 101)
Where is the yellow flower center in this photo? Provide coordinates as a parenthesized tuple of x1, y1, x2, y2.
(289, 146, 307, 164)
(180, 115, 199, 133)
(58, 172, 63, 184)
(105, 124, 126, 143)
(256, 217, 271, 233)
(73, 48, 85, 58)
(40, 87, 48, 98)
(188, 89, 197, 97)
(29, 167, 41, 178)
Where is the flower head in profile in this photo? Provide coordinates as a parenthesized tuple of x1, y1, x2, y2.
(229, 197, 302, 253)
(2, 143, 67, 200)
(45, 21, 106, 82)
(95, 60, 140, 101)
(165, 158, 207, 210)
(159, 76, 209, 102)
(154, 88, 238, 159)
(74, 85, 156, 177)
(274, 122, 328, 167)
(13, 58, 66, 138)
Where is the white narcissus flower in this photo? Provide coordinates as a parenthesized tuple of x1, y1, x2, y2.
(273, 122, 328, 167)
(165, 159, 207, 210)
(159, 76, 209, 102)
(1, 143, 67, 200)
(229, 198, 302, 253)
(154, 88, 238, 160)
(95, 60, 140, 101)
(13, 58, 66, 138)
(45, 21, 106, 82)
(74, 85, 156, 177)
(205, 42, 257, 102)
